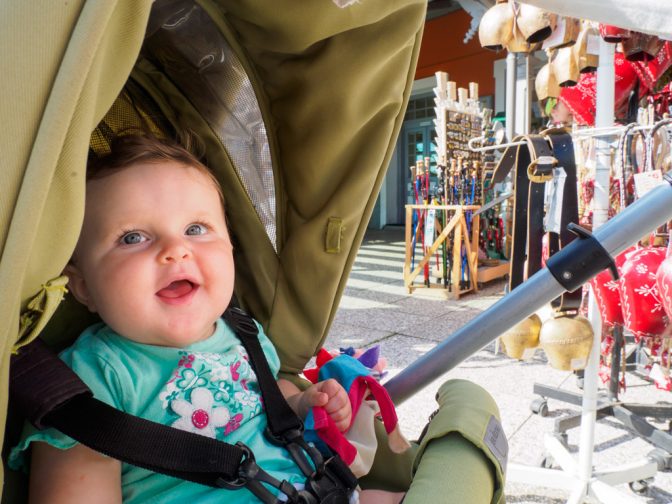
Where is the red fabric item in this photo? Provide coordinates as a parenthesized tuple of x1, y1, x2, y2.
(303, 349, 336, 383)
(655, 244, 672, 319)
(589, 247, 635, 327)
(559, 42, 672, 126)
(560, 52, 644, 126)
(309, 407, 358, 464)
(619, 247, 668, 341)
(308, 375, 401, 465)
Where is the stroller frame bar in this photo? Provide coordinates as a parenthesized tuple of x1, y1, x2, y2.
(385, 177, 672, 405)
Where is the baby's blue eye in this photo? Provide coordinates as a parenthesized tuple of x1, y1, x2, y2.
(186, 223, 207, 236)
(120, 232, 146, 245)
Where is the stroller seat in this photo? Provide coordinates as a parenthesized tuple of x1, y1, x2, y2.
(1, 1, 505, 502)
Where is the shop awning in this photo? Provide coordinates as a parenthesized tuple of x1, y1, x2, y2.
(518, 0, 672, 40)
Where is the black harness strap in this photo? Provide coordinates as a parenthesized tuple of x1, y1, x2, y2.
(223, 308, 357, 504)
(10, 339, 245, 486)
(222, 309, 302, 437)
(10, 308, 357, 503)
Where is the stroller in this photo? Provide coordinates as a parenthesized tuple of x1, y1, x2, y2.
(0, 1, 505, 502)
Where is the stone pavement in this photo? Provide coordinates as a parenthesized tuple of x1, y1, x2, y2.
(324, 226, 672, 503)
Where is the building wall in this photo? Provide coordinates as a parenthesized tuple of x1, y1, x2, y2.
(415, 9, 500, 97)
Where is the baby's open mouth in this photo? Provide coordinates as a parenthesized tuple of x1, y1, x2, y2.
(156, 280, 198, 299)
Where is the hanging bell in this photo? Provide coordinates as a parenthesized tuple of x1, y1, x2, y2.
(535, 62, 561, 101)
(552, 46, 580, 87)
(505, 25, 538, 54)
(499, 314, 542, 359)
(539, 314, 594, 370)
(622, 32, 664, 62)
(517, 4, 556, 44)
(599, 24, 631, 43)
(573, 22, 600, 73)
(478, 0, 514, 51)
(543, 17, 581, 50)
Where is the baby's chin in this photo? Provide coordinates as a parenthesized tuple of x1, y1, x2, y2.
(126, 322, 217, 348)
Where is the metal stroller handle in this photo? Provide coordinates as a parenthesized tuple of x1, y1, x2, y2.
(385, 175, 672, 405)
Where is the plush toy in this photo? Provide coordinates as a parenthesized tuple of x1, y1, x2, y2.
(304, 346, 388, 382)
(303, 349, 410, 478)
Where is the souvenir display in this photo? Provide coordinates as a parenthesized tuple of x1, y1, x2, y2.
(404, 73, 509, 296)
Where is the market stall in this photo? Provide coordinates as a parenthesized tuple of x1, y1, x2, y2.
(472, 1, 672, 501)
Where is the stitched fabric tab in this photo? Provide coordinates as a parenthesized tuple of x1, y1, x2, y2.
(326, 217, 344, 254)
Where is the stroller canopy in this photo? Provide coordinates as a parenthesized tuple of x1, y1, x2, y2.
(0, 0, 425, 476)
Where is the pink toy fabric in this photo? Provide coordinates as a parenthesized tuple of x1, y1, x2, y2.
(303, 351, 410, 477)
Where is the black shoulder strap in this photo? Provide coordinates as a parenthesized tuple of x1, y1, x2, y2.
(222, 308, 303, 437)
(9, 309, 299, 486)
(10, 309, 356, 502)
(10, 337, 245, 487)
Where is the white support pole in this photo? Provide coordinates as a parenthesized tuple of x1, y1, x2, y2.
(576, 38, 616, 500)
(506, 52, 517, 141)
(525, 54, 532, 134)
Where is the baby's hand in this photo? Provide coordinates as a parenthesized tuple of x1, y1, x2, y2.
(302, 379, 352, 432)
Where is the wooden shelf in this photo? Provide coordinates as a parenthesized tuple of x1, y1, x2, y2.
(476, 261, 509, 284)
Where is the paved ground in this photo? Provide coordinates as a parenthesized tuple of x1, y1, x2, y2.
(324, 226, 672, 503)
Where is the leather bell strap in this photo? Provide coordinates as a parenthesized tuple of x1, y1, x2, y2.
(491, 134, 556, 291)
(543, 129, 582, 312)
(491, 132, 582, 313)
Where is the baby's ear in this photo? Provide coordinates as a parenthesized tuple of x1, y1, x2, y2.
(63, 263, 97, 312)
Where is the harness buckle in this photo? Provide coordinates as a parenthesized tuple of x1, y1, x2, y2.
(215, 442, 256, 489)
(265, 425, 326, 477)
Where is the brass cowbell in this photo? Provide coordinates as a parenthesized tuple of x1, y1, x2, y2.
(500, 314, 542, 359)
(478, 0, 514, 51)
(539, 313, 594, 371)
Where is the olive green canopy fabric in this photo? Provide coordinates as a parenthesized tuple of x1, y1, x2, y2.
(0, 0, 426, 488)
(0, 0, 155, 488)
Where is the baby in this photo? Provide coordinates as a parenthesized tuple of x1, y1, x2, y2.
(13, 135, 403, 503)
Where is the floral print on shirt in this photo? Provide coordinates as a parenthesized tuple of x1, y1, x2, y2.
(159, 344, 263, 438)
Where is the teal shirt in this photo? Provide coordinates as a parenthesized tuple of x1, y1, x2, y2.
(10, 318, 306, 503)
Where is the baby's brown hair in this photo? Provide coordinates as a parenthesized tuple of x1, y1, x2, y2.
(87, 133, 225, 209)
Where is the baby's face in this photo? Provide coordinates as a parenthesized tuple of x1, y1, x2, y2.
(67, 160, 234, 347)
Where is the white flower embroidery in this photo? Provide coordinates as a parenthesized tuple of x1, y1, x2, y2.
(635, 264, 649, 274)
(171, 387, 230, 438)
(605, 280, 619, 292)
(634, 284, 658, 297)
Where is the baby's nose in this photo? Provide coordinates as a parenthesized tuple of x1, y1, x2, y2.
(160, 239, 192, 263)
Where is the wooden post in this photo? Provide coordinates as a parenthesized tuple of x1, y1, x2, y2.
(470, 214, 480, 292)
(404, 206, 413, 292)
(452, 210, 463, 299)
